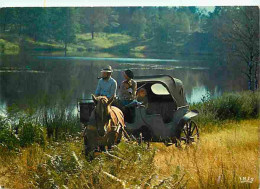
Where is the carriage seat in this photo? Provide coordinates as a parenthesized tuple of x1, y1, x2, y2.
(146, 101, 176, 123)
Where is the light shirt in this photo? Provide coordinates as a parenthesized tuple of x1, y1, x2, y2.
(95, 77, 117, 98)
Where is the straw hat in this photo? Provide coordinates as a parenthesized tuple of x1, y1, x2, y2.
(101, 65, 113, 72)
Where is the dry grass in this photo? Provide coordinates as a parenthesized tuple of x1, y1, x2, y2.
(0, 119, 258, 188)
(153, 119, 259, 188)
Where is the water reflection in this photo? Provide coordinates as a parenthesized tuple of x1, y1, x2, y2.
(0, 53, 247, 116)
(38, 56, 180, 63)
(186, 86, 222, 104)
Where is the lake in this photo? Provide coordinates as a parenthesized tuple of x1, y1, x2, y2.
(0, 52, 247, 115)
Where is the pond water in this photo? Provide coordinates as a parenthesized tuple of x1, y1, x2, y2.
(0, 52, 247, 115)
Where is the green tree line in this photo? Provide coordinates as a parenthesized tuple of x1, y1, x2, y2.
(0, 7, 205, 45)
(0, 6, 259, 91)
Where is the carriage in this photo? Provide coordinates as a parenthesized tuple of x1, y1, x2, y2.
(78, 75, 199, 153)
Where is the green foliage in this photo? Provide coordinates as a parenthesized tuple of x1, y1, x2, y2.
(0, 117, 20, 150)
(80, 8, 112, 39)
(19, 120, 46, 147)
(208, 6, 259, 91)
(0, 39, 19, 54)
(0, 115, 46, 150)
(0, 7, 212, 54)
(51, 8, 78, 47)
(192, 91, 260, 126)
(130, 10, 147, 39)
(43, 106, 81, 141)
(190, 92, 218, 125)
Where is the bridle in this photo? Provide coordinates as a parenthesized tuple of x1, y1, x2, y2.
(93, 97, 112, 136)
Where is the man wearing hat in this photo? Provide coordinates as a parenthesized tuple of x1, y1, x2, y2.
(118, 69, 137, 105)
(95, 65, 117, 98)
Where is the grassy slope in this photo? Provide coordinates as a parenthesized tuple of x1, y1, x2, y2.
(0, 33, 136, 55)
(0, 119, 258, 188)
(0, 32, 181, 56)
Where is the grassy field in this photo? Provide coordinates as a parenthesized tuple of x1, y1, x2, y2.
(153, 119, 258, 188)
(0, 32, 180, 56)
(0, 119, 258, 188)
(0, 33, 139, 55)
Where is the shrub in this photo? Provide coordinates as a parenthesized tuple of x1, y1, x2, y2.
(214, 91, 260, 120)
(0, 126, 20, 151)
(19, 120, 46, 147)
(192, 90, 260, 125)
(214, 93, 243, 120)
(0, 116, 20, 150)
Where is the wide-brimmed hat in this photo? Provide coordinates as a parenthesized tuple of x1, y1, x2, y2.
(101, 65, 113, 72)
(124, 69, 134, 79)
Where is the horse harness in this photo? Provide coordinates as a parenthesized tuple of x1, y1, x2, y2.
(89, 106, 125, 137)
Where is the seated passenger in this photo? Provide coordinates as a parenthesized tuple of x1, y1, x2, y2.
(137, 88, 148, 108)
(118, 69, 137, 106)
(120, 81, 133, 105)
(95, 65, 117, 98)
(126, 88, 148, 108)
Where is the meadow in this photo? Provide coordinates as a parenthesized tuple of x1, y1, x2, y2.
(0, 91, 259, 188)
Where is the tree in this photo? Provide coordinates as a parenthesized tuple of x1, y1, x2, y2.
(51, 8, 78, 56)
(130, 9, 147, 39)
(0, 8, 15, 32)
(80, 8, 111, 39)
(19, 8, 50, 41)
(215, 7, 259, 91)
(104, 9, 119, 33)
(143, 7, 159, 39)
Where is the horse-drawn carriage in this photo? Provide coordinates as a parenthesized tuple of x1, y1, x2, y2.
(78, 75, 199, 156)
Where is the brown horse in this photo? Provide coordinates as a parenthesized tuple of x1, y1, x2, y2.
(83, 95, 126, 158)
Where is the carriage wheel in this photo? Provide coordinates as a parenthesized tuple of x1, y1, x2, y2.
(179, 120, 199, 146)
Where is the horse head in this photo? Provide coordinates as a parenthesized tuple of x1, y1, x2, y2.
(92, 95, 114, 133)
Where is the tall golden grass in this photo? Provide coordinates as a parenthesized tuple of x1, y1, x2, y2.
(0, 119, 258, 188)
(153, 119, 259, 188)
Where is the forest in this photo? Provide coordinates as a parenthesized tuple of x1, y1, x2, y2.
(0, 6, 259, 90)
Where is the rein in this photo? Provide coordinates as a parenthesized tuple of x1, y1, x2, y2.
(94, 107, 112, 136)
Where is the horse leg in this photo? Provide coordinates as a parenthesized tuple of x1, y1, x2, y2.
(84, 126, 99, 160)
(104, 131, 120, 151)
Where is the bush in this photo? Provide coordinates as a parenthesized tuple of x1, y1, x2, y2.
(214, 91, 259, 120)
(0, 116, 20, 150)
(19, 120, 46, 147)
(0, 115, 46, 150)
(192, 90, 260, 125)
(0, 127, 20, 151)
(214, 93, 243, 120)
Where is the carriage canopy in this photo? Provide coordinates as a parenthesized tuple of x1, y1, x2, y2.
(134, 75, 187, 108)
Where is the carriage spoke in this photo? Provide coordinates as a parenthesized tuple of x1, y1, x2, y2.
(191, 123, 196, 134)
(183, 128, 188, 138)
(179, 120, 199, 146)
(188, 122, 192, 135)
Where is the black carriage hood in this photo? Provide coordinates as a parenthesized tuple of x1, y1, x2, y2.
(134, 75, 188, 107)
